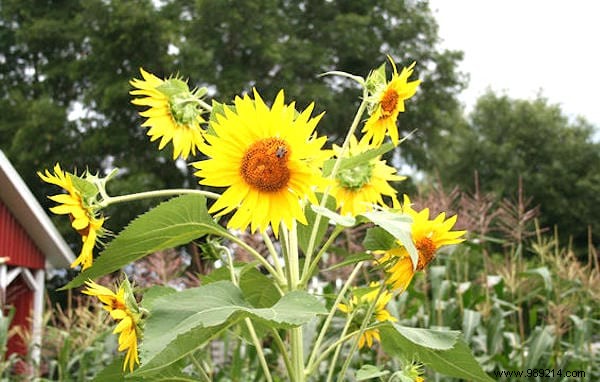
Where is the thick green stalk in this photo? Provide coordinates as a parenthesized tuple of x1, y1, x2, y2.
(286, 222, 305, 382)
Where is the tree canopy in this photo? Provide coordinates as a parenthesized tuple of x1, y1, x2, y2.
(433, 91, 600, 248)
(0, 0, 465, 234)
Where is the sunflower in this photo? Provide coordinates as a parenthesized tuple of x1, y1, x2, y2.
(330, 135, 405, 216)
(192, 89, 329, 237)
(338, 282, 397, 349)
(38, 164, 104, 270)
(130, 68, 206, 159)
(382, 195, 466, 291)
(362, 59, 420, 146)
(83, 280, 141, 372)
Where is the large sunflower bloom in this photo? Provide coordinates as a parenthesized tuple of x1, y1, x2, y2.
(193, 89, 329, 237)
(382, 195, 466, 291)
(339, 282, 397, 348)
(130, 68, 205, 159)
(362, 60, 420, 146)
(330, 135, 405, 216)
(83, 280, 141, 372)
(38, 164, 104, 270)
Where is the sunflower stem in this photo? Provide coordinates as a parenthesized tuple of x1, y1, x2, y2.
(221, 232, 286, 286)
(305, 261, 364, 373)
(99, 188, 220, 208)
(299, 225, 344, 288)
(224, 241, 273, 382)
(325, 318, 356, 382)
(285, 221, 305, 382)
(261, 231, 286, 287)
(335, 282, 387, 382)
(301, 88, 369, 281)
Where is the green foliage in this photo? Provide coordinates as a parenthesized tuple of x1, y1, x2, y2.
(65, 194, 226, 289)
(135, 281, 326, 378)
(433, 91, 600, 249)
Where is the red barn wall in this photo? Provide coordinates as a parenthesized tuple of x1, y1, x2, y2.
(0, 200, 45, 357)
(0, 200, 46, 269)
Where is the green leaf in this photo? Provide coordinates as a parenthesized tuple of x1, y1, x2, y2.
(360, 210, 417, 268)
(462, 309, 481, 342)
(297, 194, 336, 255)
(64, 194, 227, 289)
(363, 226, 396, 251)
(239, 267, 281, 308)
(322, 142, 395, 177)
(355, 364, 390, 380)
(524, 326, 555, 370)
(311, 204, 356, 227)
(380, 324, 493, 382)
(521, 267, 552, 292)
(135, 281, 326, 377)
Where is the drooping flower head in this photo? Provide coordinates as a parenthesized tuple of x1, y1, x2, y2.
(38, 164, 105, 270)
(362, 58, 420, 146)
(382, 195, 466, 291)
(130, 68, 206, 159)
(83, 279, 142, 372)
(338, 282, 397, 348)
(330, 135, 405, 216)
(193, 89, 329, 237)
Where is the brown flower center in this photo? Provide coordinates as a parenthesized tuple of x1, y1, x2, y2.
(380, 89, 399, 116)
(240, 137, 291, 192)
(415, 237, 436, 271)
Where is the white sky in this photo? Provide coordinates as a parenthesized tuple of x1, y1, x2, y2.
(428, 0, 600, 128)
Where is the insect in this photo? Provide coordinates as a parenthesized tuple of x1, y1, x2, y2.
(275, 146, 287, 158)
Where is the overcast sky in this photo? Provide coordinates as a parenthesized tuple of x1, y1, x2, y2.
(428, 0, 600, 128)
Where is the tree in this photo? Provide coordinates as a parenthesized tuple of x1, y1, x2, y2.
(433, 91, 600, 249)
(0, 0, 464, 234)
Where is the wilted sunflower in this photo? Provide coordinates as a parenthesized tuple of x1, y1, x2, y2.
(330, 135, 405, 216)
(338, 282, 397, 348)
(83, 279, 142, 372)
(130, 68, 206, 159)
(193, 89, 329, 236)
(38, 164, 104, 270)
(382, 195, 466, 291)
(362, 59, 420, 146)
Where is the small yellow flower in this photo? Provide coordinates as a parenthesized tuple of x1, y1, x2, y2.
(362, 59, 420, 146)
(193, 89, 329, 237)
(330, 135, 405, 216)
(130, 68, 206, 159)
(83, 280, 141, 372)
(38, 164, 104, 270)
(382, 195, 466, 291)
(338, 282, 397, 349)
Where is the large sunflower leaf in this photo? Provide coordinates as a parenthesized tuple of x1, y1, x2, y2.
(360, 209, 418, 268)
(133, 281, 326, 377)
(64, 194, 227, 289)
(380, 324, 493, 382)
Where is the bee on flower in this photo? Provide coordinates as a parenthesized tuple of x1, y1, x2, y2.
(363, 57, 421, 146)
(83, 278, 142, 372)
(38, 164, 105, 270)
(382, 195, 466, 291)
(193, 89, 330, 237)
